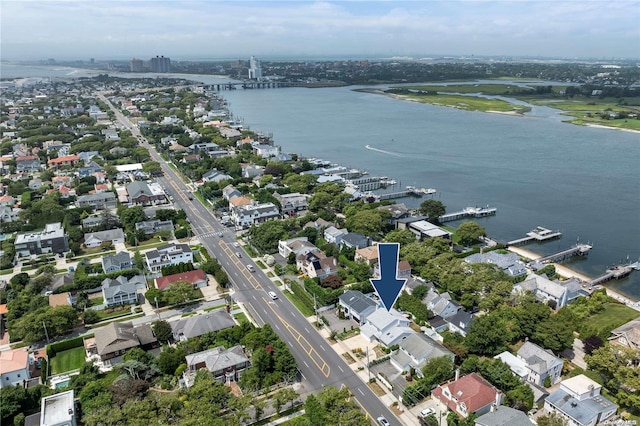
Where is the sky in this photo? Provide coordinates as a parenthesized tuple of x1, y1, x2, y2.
(1, 0, 639, 61)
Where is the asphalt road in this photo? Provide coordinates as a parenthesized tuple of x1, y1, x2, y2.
(99, 94, 400, 425)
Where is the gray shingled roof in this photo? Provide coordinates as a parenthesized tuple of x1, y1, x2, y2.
(94, 322, 156, 355)
(517, 341, 562, 375)
(171, 310, 236, 340)
(475, 406, 534, 426)
(339, 290, 377, 315)
(185, 345, 249, 371)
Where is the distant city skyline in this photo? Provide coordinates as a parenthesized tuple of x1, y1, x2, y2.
(1, 1, 639, 61)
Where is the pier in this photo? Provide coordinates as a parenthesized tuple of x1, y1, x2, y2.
(532, 243, 593, 264)
(590, 264, 635, 286)
(508, 226, 562, 246)
(206, 81, 292, 91)
(367, 186, 436, 201)
(438, 206, 497, 223)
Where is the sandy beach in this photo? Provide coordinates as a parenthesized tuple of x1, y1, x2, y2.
(508, 246, 640, 308)
(585, 124, 640, 134)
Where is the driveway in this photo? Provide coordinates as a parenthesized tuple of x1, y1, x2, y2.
(561, 338, 587, 369)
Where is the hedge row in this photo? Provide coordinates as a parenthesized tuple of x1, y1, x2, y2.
(289, 281, 315, 313)
(46, 334, 93, 358)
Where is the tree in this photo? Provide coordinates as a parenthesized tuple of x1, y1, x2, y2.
(465, 311, 517, 355)
(583, 335, 604, 356)
(304, 394, 326, 426)
(537, 412, 568, 426)
(456, 221, 486, 246)
(419, 199, 446, 223)
(247, 220, 287, 254)
(345, 209, 385, 236)
(384, 229, 416, 246)
(157, 347, 186, 375)
(153, 320, 173, 343)
(82, 309, 100, 325)
(532, 308, 574, 352)
(142, 161, 162, 176)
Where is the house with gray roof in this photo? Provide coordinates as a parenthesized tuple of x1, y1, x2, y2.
(324, 226, 348, 245)
(183, 345, 250, 387)
(514, 274, 574, 310)
(465, 252, 527, 277)
(171, 310, 236, 342)
(446, 310, 474, 336)
(135, 219, 174, 236)
(423, 289, 461, 319)
(544, 375, 617, 426)
(609, 317, 640, 353)
(87, 321, 157, 361)
(377, 203, 410, 226)
(278, 237, 318, 259)
(341, 232, 371, 249)
(101, 275, 145, 307)
(77, 160, 103, 177)
(201, 169, 232, 183)
(516, 341, 563, 386)
(390, 333, 454, 375)
(360, 308, 415, 347)
(474, 405, 534, 426)
(101, 251, 133, 273)
(84, 228, 125, 248)
(126, 181, 166, 205)
(273, 192, 309, 216)
(338, 290, 377, 324)
(222, 184, 242, 201)
(76, 192, 116, 211)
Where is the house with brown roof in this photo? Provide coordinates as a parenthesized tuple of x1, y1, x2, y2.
(296, 251, 339, 280)
(433, 372, 502, 418)
(85, 321, 157, 361)
(609, 317, 640, 353)
(48, 292, 75, 308)
(155, 269, 208, 291)
(47, 154, 80, 168)
(355, 245, 378, 266)
(0, 348, 32, 388)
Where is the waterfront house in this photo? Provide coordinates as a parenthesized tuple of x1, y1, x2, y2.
(338, 290, 377, 324)
(544, 375, 617, 426)
(465, 252, 527, 277)
(513, 274, 575, 310)
(377, 203, 410, 226)
(183, 345, 250, 387)
(608, 318, 640, 353)
(407, 220, 452, 240)
(433, 372, 502, 419)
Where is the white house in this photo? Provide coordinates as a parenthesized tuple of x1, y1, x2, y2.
(84, 228, 125, 248)
(360, 308, 414, 347)
(516, 341, 563, 386)
(145, 243, 193, 273)
(390, 333, 454, 375)
(338, 290, 378, 324)
(101, 275, 146, 307)
(278, 237, 318, 259)
(423, 289, 461, 319)
(324, 226, 348, 245)
(544, 375, 617, 426)
(514, 274, 572, 309)
(231, 202, 279, 228)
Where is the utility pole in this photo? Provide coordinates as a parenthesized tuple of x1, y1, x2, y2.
(154, 296, 160, 320)
(42, 321, 50, 345)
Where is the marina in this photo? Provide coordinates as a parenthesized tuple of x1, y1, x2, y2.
(589, 262, 639, 286)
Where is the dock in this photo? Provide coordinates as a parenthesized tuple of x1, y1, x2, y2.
(508, 226, 562, 246)
(365, 186, 436, 201)
(438, 206, 497, 223)
(590, 264, 635, 286)
(531, 244, 593, 264)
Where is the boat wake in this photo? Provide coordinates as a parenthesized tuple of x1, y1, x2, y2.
(364, 144, 409, 158)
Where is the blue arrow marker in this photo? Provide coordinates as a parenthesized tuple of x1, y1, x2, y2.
(370, 243, 407, 311)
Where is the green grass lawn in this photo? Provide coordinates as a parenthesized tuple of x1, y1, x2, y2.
(234, 312, 249, 324)
(401, 83, 535, 95)
(50, 347, 85, 374)
(390, 91, 529, 113)
(283, 290, 315, 317)
(589, 303, 640, 334)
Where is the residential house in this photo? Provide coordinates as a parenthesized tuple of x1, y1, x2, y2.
(516, 341, 564, 386)
(514, 274, 577, 310)
(324, 226, 348, 245)
(201, 169, 232, 183)
(0, 348, 31, 388)
(0, 195, 14, 207)
(76, 192, 117, 211)
(423, 289, 461, 319)
(52, 175, 73, 188)
(296, 251, 339, 280)
(183, 345, 250, 387)
(377, 203, 410, 226)
(341, 232, 370, 250)
(0, 205, 20, 223)
(338, 290, 377, 324)
(222, 184, 242, 201)
(183, 154, 201, 164)
(228, 195, 253, 209)
(474, 405, 534, 426)
(145, 243, 193, 273)
(155, 269, 208, 291)
(101, 251, 133, 274)
(609, 317, 640, 353)
(360, 308, 414, 347)
(465, 252, 527, 277)
(39, 390, 77, 426)
(278, 237, 317, 259)
(135, 219, 174, 236)
(273, 192, 308, 216)
(48, 292, 76, 308)
(253, 143, 281, 158)
(433, 372, 502, 419)
(231, 202, 279, 228)
(303, 218, 331, 232)
(101, 275, 146, 307)
(48, 154, 81, 168)
(82, 213, 120, 230)
(390, 333, 455, 375)
(407, 220, 452, 240)
(219, 127, 242, 139)
(15, 222, 69, 256)
(28, 178, 44, 190)
(15, 155, 41, 173)
(86, 321, 157, 361)
(355, 245, 378, 266)
(446, 310, 474, 336)
(84, 228, 125, 248)
(544, 375, 617, 426)
(373, 260, 411, 279)
(171, 309, 235, 341)
(241, 164, 263, 179)
(126, 181, 167, 206)
(77, 160, 103, 178)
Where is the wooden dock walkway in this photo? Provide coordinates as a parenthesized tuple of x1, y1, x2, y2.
(508, 226, 562, 246)
(438, 206, 497, 223)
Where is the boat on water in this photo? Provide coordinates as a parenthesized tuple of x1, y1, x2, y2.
(406, 186, 437, 196)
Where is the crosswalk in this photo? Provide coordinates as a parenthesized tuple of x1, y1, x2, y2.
(198, 230, 224, 239)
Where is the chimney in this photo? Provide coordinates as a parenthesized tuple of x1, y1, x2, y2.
(455, 369, 460, 381)
(495, 392, 502, 407)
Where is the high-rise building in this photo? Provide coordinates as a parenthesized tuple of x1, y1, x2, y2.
(150, 55, 171, 73)
(248, 56, 262, 80)
(130, 58, 144, 72)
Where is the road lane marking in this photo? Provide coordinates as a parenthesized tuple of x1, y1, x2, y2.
(358, 388, 365, 396)
(303, 361, 310, 368)
(338, 366, 344, 373)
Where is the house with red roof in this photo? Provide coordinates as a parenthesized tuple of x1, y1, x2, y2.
(432, 372, 502, 418)
(47, 154, 80, 168)
(155, 269, 208, 291)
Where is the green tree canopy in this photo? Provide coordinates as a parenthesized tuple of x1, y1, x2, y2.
(418, 199, 446, 223)
(456, 221, 486, 246)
